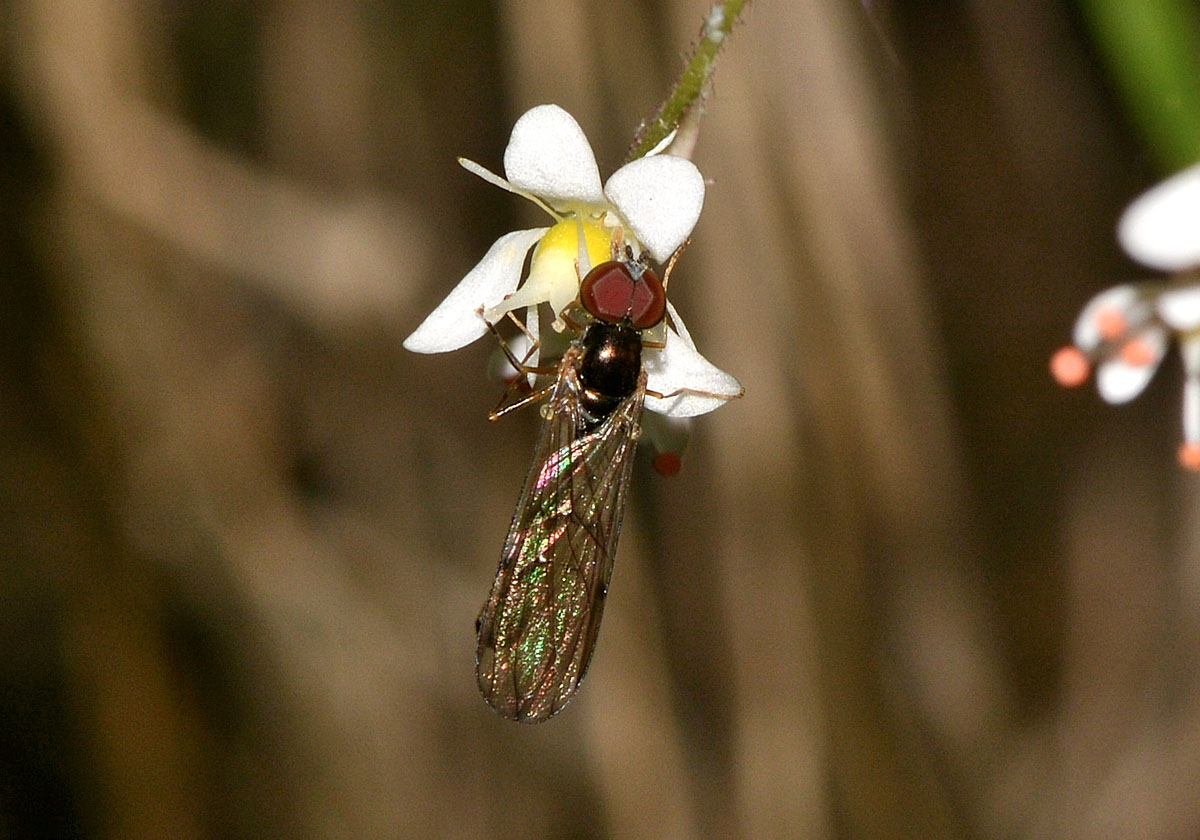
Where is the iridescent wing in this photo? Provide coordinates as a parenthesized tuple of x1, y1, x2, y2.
(475, 346, 646, 722)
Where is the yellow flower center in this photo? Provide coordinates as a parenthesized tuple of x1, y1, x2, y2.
(530, 218, 611, 279)
(528, 218, 612, 323)
(482, 218, 613, 328)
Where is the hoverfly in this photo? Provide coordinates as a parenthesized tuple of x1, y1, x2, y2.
(475, 244, 686, 722)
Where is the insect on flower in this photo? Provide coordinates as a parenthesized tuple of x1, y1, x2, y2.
(475, 244, 736, 722)
(403, 104, 743, 721)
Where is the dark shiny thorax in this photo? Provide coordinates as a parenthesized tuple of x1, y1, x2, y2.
(577, 321, 642, 429)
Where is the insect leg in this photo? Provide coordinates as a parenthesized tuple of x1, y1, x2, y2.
(645, 384, 745, 402)
(660, 237, 690, 294)
(480, 308, 558, 377)
(489, 382, 556, 421)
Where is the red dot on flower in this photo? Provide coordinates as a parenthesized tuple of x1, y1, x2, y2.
(1178, 443, 1200, 471)
(1095, 307, 1127, 341)
(652, 451, 683, 477)
(1050, 347, 1090, 387)
(1119, 338, 1156, 367)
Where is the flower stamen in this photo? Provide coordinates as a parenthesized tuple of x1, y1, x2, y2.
(1050, 346, 1091, 387)
(1178, 442, 1200, 471)
(1119, 337, 1157, 367)
(1095, 306, 1128, 340)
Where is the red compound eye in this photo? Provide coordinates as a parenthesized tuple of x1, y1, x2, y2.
(581, 261, 633, 324)
(579, 260, 666, 329)
(628, 267, 665, 330)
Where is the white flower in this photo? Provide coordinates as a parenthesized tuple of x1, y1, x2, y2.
(1051, 284, 1168, 404)
(404, 104, 741, 418)
(1052, 163, 1200, 468)
(1118, 162, 1200, 272)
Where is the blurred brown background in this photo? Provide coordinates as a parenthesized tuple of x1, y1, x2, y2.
(2, 0, 1197, 837)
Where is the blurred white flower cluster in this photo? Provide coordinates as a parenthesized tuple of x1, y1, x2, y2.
(1051, 163, 1200, 468)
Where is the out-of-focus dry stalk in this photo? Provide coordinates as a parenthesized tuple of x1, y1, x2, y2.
(14, 1, 431, 327)
(672, 2, 988, 836)
(9, 0, 497, 836)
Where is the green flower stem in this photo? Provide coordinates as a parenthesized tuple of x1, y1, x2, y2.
(1077, 0, 1200, 173)
(626, 0, 748, 162)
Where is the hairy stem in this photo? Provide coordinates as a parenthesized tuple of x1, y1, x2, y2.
(626, 0, 749, 162)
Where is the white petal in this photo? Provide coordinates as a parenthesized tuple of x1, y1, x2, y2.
(1117, 163, 1200, 271)
(605, 155, 705, 262)
(403, 227, 548, 353)
(1072, 284, 1140, 350)
(503, 105, 605, 206)
(483, 242, 576, 323)
(665, 299, 696, 347)
(644, 323, 742, 417)
(1157, 285, 1200, 330)
(1095, 326, 1167, 403)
